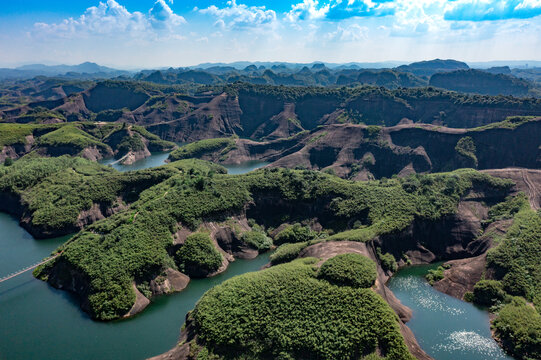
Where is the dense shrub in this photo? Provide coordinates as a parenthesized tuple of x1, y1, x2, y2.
(241, 230, 272, 251)
(492, 299, 541, 360)
(38, 124, 111, 153)
(168, 138, 236, 161)
(176, 233, 223, 277)
(28, 166, 512, 320)
(0, 156, 177, 232)
(192, 258, 415, 360)
(274, 223, 315, 245)
(487, 193, 529, 223)
(318, 253, 377, 288)
(487, 209, 541, 302)
(473, 280, 506, 306)
(377, 248, 398, 272)
(455, 136, 478, 167)
(270, 242, 309, 265)
(426, 266, 445, 285)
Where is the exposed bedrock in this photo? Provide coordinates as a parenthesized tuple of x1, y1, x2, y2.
(212, 119, 541, 179)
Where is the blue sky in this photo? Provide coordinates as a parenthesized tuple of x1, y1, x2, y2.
(1, 0, 541, 68)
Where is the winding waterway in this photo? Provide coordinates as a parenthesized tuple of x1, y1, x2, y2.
(0, 153, 271, 360)
(387, 264, 513, 360)
(0, 211, 271, 360)
(1, 152, 512, 359)
(98, 147, 269, 174)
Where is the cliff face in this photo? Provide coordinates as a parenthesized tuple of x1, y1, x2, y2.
(214, 119, 541, 179)
(4, 83, 541, 143)
(429, 69, 532, 97)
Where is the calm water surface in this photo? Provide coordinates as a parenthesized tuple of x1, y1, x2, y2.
(387, 264, 514, 360)
(0, 211, 270, 360)
(4, 154, 508, 360)
(0, 155, 271, 360)
(99, 150, 268, 175)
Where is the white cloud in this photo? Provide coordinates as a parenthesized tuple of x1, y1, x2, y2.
(149, 0, 186, 29)
(33, 0, 185, 39)
(286, 0, 396, 22)
(199, 0, 277, 30)
(325, 23, 368, 41)
(287, 0, 329, 22)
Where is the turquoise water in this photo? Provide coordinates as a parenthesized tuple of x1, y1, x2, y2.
(99, 150, 268, 175)
(223, 160, 270, 175)
(99, 151, 172, 172)
(0, 212, 271, 360)
(387, 264, 514, 360)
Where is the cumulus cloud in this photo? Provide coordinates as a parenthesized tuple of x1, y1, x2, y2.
(33, 0, 185, 39)
(325, 24, 368, 41)
(199, 0, 277, 30)
(286, 0, 329, 22)
(287, 0, 396, 22)
(444, 0, 541, 21)
(149, 0, 186, 29)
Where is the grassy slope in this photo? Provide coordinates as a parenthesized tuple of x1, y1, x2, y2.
(191, 258, 414, 360)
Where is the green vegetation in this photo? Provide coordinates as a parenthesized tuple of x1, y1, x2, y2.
(176, 233, 223, 277)
(27, 165, 512, 320)
(486, 209, 541, 301)
(116, 132, 145, 156)
(327, 170, 512, 243)
(37, 124, 111, 153)
(0, 123, 52, 147)
(16, 107, 66, 123)
(318, 253, 377, 288)
(0, 122, 175, 162)
(425, 266, 446, 285)
(191, 258, 414, 359)
(95, 109, 125, 122)
(464, 206, 541, 359)
(0, 156, 176, 233)
(270, 242, 310, 265)
(455, 136, 478, 167)
(492, 298, 541, 360)
(471, 116, 539, 131)
(274, 223, 315, 245)
(473, 280, 506, 306)
(377, 249, 398, 273)
(365, 125, 381, 139)
(131, 126, 175, 152)
(241, 230, 272, 251)
(169, 138, 236, 162)
(487, 193, 529, 223)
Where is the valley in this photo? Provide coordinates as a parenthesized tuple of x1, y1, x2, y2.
(0, 59, 540, 360)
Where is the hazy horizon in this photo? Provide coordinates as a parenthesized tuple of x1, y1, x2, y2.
(1, 0, 541, 68)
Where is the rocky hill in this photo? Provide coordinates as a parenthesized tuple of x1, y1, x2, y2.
(177, 117, 541, 180)
(0, 122, 176, 164)
(430, 69, 537, 97)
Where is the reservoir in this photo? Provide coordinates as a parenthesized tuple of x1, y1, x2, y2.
(0, 211, 270, 360)
(0, 156, 270, 360)
(387, 264, 513, 360)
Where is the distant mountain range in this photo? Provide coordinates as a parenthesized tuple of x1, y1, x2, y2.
(1, 59, 541, 97)
(0, 62, 131, 80)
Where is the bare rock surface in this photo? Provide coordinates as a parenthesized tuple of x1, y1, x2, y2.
(124, 283, 151, 318)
